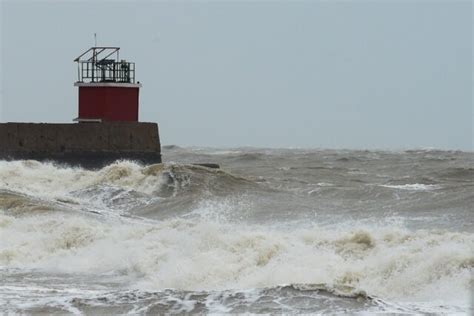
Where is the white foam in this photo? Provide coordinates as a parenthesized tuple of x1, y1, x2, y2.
(0, 160, 168, 198)
(379, 184, 440, 191)
(317, 182, 334, 187)
(0, 160, 472, 313)
(0, 211, 472, 312)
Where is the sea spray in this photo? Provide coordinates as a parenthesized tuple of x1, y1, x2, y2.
(1, 148, 473, 313)
(1, 212, 471, 301)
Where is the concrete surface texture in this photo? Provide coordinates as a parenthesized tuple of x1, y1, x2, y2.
(0, 122, 161, 168)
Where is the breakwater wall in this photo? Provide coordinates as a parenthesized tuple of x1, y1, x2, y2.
(0, 122, 161, 168)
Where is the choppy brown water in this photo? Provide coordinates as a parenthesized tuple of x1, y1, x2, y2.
(1, 147, 473, 314)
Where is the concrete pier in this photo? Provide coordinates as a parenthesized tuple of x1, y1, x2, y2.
(0, 122, 161, 168)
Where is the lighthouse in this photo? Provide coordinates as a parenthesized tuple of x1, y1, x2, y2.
(73, 47, 141, 122)
(0, 46, 161, 168)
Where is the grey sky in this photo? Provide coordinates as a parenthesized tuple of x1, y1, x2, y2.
(1, 0, 472, 150)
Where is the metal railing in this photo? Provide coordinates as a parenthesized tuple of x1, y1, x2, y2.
(78, 60, 135, 83)
(74, 47, 136, 84)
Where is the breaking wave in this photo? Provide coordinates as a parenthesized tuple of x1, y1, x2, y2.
(0, 282, 401, 314)
(0, 210, 472, 306)
(1, 157, 473, 313)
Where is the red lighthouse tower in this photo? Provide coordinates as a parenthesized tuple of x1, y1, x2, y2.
(73, 47, 141, 122)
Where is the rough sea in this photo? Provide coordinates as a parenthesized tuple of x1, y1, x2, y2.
(0, 147, 473, 314)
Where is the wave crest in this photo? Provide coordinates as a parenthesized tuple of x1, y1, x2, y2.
(0, 212, 471, 307)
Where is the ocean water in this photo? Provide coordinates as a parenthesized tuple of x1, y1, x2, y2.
(0, 147, 473, 314)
